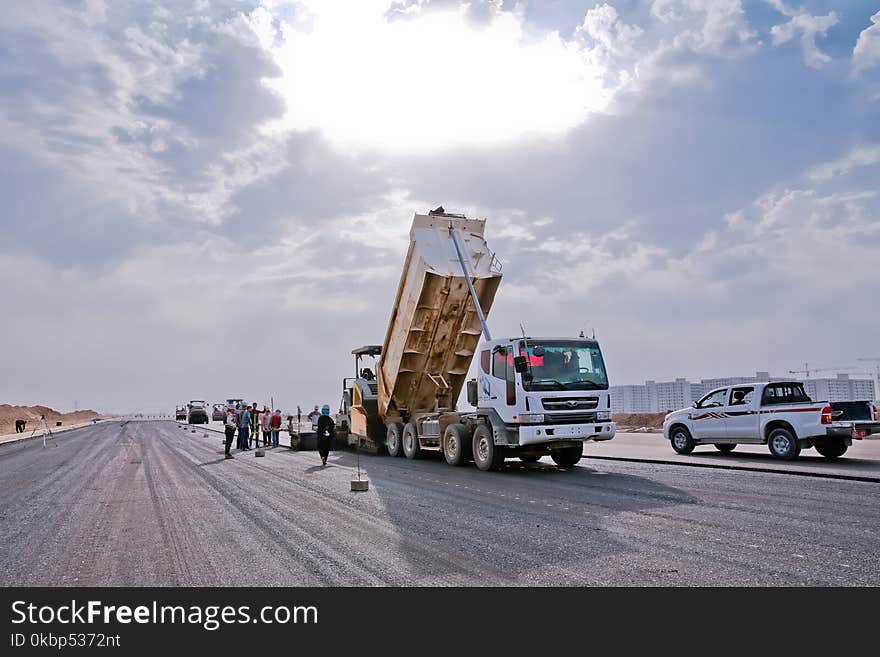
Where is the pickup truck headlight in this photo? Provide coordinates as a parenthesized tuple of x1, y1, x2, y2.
(518, 413, 545, 424)
(596, 411, 611, 421)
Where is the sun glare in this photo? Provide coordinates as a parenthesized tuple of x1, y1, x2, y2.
(262, 0, 609, 152)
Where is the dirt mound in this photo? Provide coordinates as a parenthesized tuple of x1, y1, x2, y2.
(0, 405, 101, 435)
(613, 412, 667, 430)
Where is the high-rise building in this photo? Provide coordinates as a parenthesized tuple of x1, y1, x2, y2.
(610, 385, 655, 414)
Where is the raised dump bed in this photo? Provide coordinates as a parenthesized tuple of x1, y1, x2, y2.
(377, 211, 502, 423)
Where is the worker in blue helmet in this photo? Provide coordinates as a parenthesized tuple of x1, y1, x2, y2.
(316, 404, 335, 466)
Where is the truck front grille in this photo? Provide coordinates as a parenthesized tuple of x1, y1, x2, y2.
(544, 412, 597, 424)
(542, 397, 599, 411)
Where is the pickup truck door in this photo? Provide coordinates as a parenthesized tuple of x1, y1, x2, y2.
(724, 386, 760, 440)
(689, 388, 729, 440)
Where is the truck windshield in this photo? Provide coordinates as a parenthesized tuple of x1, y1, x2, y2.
(518, 340, 609, 391)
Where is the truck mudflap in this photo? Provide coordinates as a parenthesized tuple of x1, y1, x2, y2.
(518, 422, 616, 446)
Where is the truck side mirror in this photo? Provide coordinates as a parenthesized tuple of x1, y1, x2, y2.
(513, 355, 528, 373)
(466, 379, 478, 407)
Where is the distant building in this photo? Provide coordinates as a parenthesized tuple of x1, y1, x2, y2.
(802, 374, 876, 403)
(611, 371, 875, 414)
(610, 385, 655, 414)
(653, 378, 692, 414)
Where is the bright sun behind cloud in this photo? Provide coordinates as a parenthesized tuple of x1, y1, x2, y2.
(258, 0, 611, 152)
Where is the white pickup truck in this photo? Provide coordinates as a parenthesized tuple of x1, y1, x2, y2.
(663, 381, 880, 461)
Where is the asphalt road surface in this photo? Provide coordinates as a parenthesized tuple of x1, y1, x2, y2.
(1, 421, 878, 586)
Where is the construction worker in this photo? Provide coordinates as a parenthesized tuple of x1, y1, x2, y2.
(316, 405, 335, 466)
(224, 408, 236, 459)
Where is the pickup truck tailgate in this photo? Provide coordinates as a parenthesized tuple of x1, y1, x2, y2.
(830, 401, 880, 438)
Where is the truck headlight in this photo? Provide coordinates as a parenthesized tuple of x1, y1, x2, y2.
(518, 413, 545, 424)
(596, 411, 611, 421)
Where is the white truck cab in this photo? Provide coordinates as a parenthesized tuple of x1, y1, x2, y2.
(663, 381, 880, 460)
(475, 337, 615, 447)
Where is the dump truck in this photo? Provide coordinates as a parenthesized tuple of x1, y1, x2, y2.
(338, 208, 616, 471)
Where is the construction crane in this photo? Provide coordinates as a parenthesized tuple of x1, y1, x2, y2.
(857, 358, 880, 399)
(788, 363, 858, 378)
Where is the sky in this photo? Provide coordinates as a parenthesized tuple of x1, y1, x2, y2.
(1, 0, 879, 414)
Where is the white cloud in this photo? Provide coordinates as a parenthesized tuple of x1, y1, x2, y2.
(807, 144, 880, 181)
(853, 10, 880, 73)
(650, 0, 756, 55)
(768, 1, 839, 69)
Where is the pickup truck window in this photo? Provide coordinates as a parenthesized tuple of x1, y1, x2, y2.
(697, 389, 727, 408)
(761, 383, 811, 405)
(729, 386, 755, 406)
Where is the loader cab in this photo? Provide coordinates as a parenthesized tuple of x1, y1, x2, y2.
(339, 345, 384, 449)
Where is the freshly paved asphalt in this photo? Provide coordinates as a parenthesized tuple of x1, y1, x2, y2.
(1, 420, 877, 586)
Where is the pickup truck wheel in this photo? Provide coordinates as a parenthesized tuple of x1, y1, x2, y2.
(402, 423, 421, 459)
(714, 444, 736, 453)
(519, 454, 541, 463)
(815, 439, 848, 460)
(386, 423, 404, 457)
(443, 424, 470, 466)
(550, 443, 583, 467)
(768, 427, 800, 460)
(670, 427, 695, 454)
(472, 425, 504, 471)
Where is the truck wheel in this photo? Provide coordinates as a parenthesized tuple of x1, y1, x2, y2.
(386, 423, 404, 457)
(768, 427, 800, 460)
(815, 439, 848, 460)
(472, 425, 504, 471)
(443, 424, 469, 466)
(714, 444, 736, 453)
(402, 423, 421, 459)
(670, 426, 695, 454)
(550, 443, 583, 467)
(519, 454, 541, 463)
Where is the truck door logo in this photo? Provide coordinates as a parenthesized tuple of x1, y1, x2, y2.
(479, 374, 491, 399)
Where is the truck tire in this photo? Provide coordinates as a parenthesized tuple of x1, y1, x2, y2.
(670, 426, 695, 454)
(550, 443, 583, 467)
(443, 423, 470, 466)
(472, 424, 504, 471)
(714, 443, 736, 453)
(386, 423, 404, 457)
(402, 423, 421, 459)
(519, 454, 541, 463)
(768, 427, 800, 460)
(815, 438, 848, 460)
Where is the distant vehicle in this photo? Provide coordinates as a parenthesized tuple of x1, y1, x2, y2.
(187, 400, 209, 425)
(664, 381, 880, 461)
(225, 398, 244, 411)
(175, 405, 186, 421)
(211, 404, 226, 422)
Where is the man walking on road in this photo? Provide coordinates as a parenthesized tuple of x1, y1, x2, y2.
(224, 408, 236, 459)
(316, 404, 335, 466)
